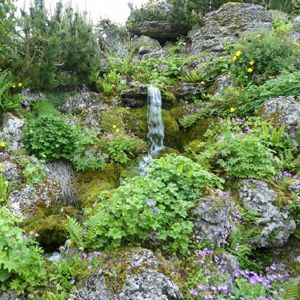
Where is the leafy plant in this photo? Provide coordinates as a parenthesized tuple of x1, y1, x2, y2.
(0, 174, 9, 203)
(0, 207, 46, 293)
(67, 155, 222, 253)
(230, 29, 300, 85)
(0, 71, 21, 112)
(23, 115, 80, 161)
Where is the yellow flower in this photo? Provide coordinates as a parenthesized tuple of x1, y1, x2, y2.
(0, 140, 7, 149)
(247, 68, 254, 73)
(112, 125, 117, 129)
(12, 83, 16, 88)
(115, 128, 120, 133)
(249, 60, 255, 65)
(201, 81, 205, 85)
(232, 56, 238, 61)
(230, 107, 236, 113)
(235, 50, 242, 57)
(18, 82, 23, 87)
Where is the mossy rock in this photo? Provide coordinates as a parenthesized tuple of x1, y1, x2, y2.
(99, 106, 130, 133)
(179, 117, 214, 146)
(22, 205, 78, 251)
(76, 163, 120, 207)
(125, 108, 180, 148)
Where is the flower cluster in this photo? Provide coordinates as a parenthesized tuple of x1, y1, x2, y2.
(11, 82, 23, 88)
(146, 198, 159, 214)
(112, 124, 120, 133)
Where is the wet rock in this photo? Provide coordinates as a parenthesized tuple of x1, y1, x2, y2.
(0, 113, 25, 151)
(131, 20, 187, 43)
(261, 96, 300, 146)
(61, 91, 104, 126)
(120, 83, 148, 108)
(239, 179, 296, 248)
(192, 190, 238, 247)
(189, 3, 275, 55)
(70, 248, 183, 300)
(7, 178, 62, 219)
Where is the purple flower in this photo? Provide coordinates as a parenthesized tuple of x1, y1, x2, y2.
(93, 251, 101, 257)
(198, 284, 208, 291)
(190, 289, 199, 296)
(204, 294, 214, 299)
(152, 207, 159, 214)
(146, 199, 155, 207)
(21, 234, 27, 240)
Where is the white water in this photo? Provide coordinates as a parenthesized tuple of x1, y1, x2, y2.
(139, 85, 165, 176)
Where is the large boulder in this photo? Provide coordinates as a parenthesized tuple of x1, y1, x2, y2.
(61, 91, 104, 126)
(261, 96, 300, 146)
(70, 248, 183, 300)
(192, 190, 238, 247)
(7, 178, 62, 219)
(0, 113, 26, 151)
(189, 2, 275, 55)
(239, 179, 296, 248)
(131, 21, 187, 43)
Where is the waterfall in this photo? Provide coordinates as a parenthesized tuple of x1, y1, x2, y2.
(139, 85, 165, 175)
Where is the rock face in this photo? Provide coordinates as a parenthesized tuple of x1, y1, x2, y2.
(189, 3, 274, 55)
(61, 91, 104, 126)
(213, 75, 235, 97)
(0, 291, 24, 300)
(0, 113, 25, 151)
(239, 179, 296, 248)
(70, 248, 183, 300)
(131, 21, 187, 43)
(192, 190, 238, 247)
(261, 96, 300, 146)
(7, 179, 62, 219)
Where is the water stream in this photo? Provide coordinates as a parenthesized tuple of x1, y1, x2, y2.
(139, 85, 165, 175)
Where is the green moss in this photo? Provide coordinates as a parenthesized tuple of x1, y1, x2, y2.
(180, 118, 213, 146)
(99, 106, 130, 133)
(22, 205, 78, 250)
(76, 163, 120, 207)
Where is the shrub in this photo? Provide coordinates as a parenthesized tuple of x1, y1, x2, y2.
(230, 29, 299, 84)
(7, 1, 100, 90)
(67, 155, 222, 253)
(199, 119, 279, 179)
(23, 115, 79, 161)
(0, 207, 46, 293)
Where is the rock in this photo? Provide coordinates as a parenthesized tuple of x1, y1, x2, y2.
(213, 75, 235, 97)
(61, 91, 104, 126)
(0, 113, 25, 151)
(1, 160, 23, 187)
(289, 179, 300, 195)
(189, 3, 275, 55)
(175, 83, 203, 101)
(239, 179, 296, 248)
(131, 20, 187, 43)
(192, 190, 238, 247)
(293, 16, 300, 32)
(261, 96, 300, 146)
(120, 83, 148, 108)
(21, 88, 46, 109)
(132, 35, 165, 59)
(70, 248, 183, 300)
(220, 253, 240, 275)
(7, 178, 62, 219)
(0, 291, 24, 300)
(46, 160, 76, 205)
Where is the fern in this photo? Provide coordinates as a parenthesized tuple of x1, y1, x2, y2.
(66, 217, 85, 248)
(282, 279, 300, 300)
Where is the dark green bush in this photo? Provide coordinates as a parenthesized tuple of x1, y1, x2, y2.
(6, 0, 100, 91)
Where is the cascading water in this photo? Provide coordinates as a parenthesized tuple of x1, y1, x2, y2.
(139, 85, 165, 175)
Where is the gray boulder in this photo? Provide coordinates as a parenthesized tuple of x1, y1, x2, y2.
(239, 179, 296, 248)
(61, 91, 104, 126)
(131, 21, 187, 43)
(189, 2, 275, 55)
(21, 89, 46, 109)
(0, 113, 25, 151)
(261, 96, 300, 146)
(70, 248, 183, 300)
(192, 190, 238, 247)
(289, 179, 300, 195)
(7, 178, 62, 219)
(0, 291, 24, 300)
(213, 75, 235, 97)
